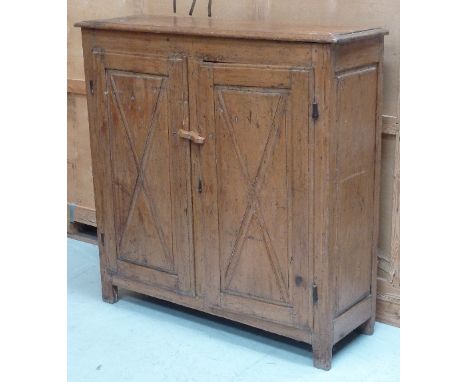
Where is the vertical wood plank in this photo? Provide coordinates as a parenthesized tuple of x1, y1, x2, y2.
(67, 92, 96, 226)
(290, 69, 312, 327)
(196, 64, 221, 307)
(310, 44, 335, 370)
(390, 129, 400, 287)
(254, 0, 271, 20)
(188, 57, 205, 298)
(368, 37, 385, 330)
(82, 31, 119, 301)
(167, 57, 195, 293)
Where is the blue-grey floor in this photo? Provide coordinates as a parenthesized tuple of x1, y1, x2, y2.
(68, 238, 399, 382)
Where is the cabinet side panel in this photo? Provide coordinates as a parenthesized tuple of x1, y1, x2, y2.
(334, 66, 378, 316)
(81, 30, 119, 280)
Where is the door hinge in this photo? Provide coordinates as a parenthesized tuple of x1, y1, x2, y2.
(312, 101, 319, 121)
(89, 80, 94, 95)
(312, 282, 318, 305)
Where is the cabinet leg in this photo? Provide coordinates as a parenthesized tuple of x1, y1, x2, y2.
(359, 317, 375, 335)
(101, 272, 118, 304)
(311, 337, 333, 371)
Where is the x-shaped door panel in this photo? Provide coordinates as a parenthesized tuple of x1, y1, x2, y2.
(101, 53, 194, 294)
(198, 62, 312, 326)
(108, 71, 174, 271)
(216, 89, 290, 303)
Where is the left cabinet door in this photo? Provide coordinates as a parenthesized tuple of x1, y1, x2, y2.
(89, 51, 194, 295)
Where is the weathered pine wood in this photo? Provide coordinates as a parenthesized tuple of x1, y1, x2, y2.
(197, 61, 311, 327)
(67, 79, 86, 95)
(78, 16, 387, 370)
(68, 1, 400, 119)
(376, 277, 400, 326)
(82, 37, 119, 303)
(390, 130, 400, 287)
(76, 15, 386, 44)
(376, 126, 399, 326)
(67, 92, 96, 227)
(334, 65, 378, 316)
(310, 43, 335, 370)
(68, 1, 400, 329)
(364, 36, 384, 334)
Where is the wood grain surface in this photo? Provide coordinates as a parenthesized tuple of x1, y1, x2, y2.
(75, 14, 387, 43)
(79, 21, 385, 369)
(68, 0, 399, 329)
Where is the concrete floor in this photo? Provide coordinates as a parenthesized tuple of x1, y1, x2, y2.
(68, 238, 399, 382)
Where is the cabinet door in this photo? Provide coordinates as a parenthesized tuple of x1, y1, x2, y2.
(196, 63, 312, 327)
(94, 52, 194, 295)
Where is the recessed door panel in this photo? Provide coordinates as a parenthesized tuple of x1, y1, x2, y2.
(97, 53, 194, 294)
(197, 63, 312, 327)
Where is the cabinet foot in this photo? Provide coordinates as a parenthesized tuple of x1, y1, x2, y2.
(311, 339, 333, 371)
(101, 274, 118, 304)
(359, 317, 375, 335)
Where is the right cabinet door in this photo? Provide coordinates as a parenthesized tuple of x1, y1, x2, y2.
(196, 62, 313, 328)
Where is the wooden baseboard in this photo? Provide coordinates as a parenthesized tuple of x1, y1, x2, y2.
(68, 79, 86, 95)
(376, 298, 400, 327)
(68, 203, 97, 227)
(376, 277, 400, 327)
(67, 203, 98, 244)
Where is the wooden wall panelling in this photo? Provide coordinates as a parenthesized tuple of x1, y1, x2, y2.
(376, 129, 400, 326)
(67, 92, 96, 227)
(67, 79, 86, 95)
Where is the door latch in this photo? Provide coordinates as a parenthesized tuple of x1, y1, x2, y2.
(312, 282, 318, 305)
(178, 129, 206, 144)
(312, 101, 319, 121)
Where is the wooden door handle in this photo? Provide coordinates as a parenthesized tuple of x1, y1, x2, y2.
(177, 129, 206, 144)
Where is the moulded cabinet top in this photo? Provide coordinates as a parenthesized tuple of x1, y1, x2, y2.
(75, 15, 388, 44)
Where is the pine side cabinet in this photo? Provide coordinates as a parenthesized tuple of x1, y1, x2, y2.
(76, 15, 388, 370)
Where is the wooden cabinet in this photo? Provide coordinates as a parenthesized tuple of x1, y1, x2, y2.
(77, 15, 387, 370)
